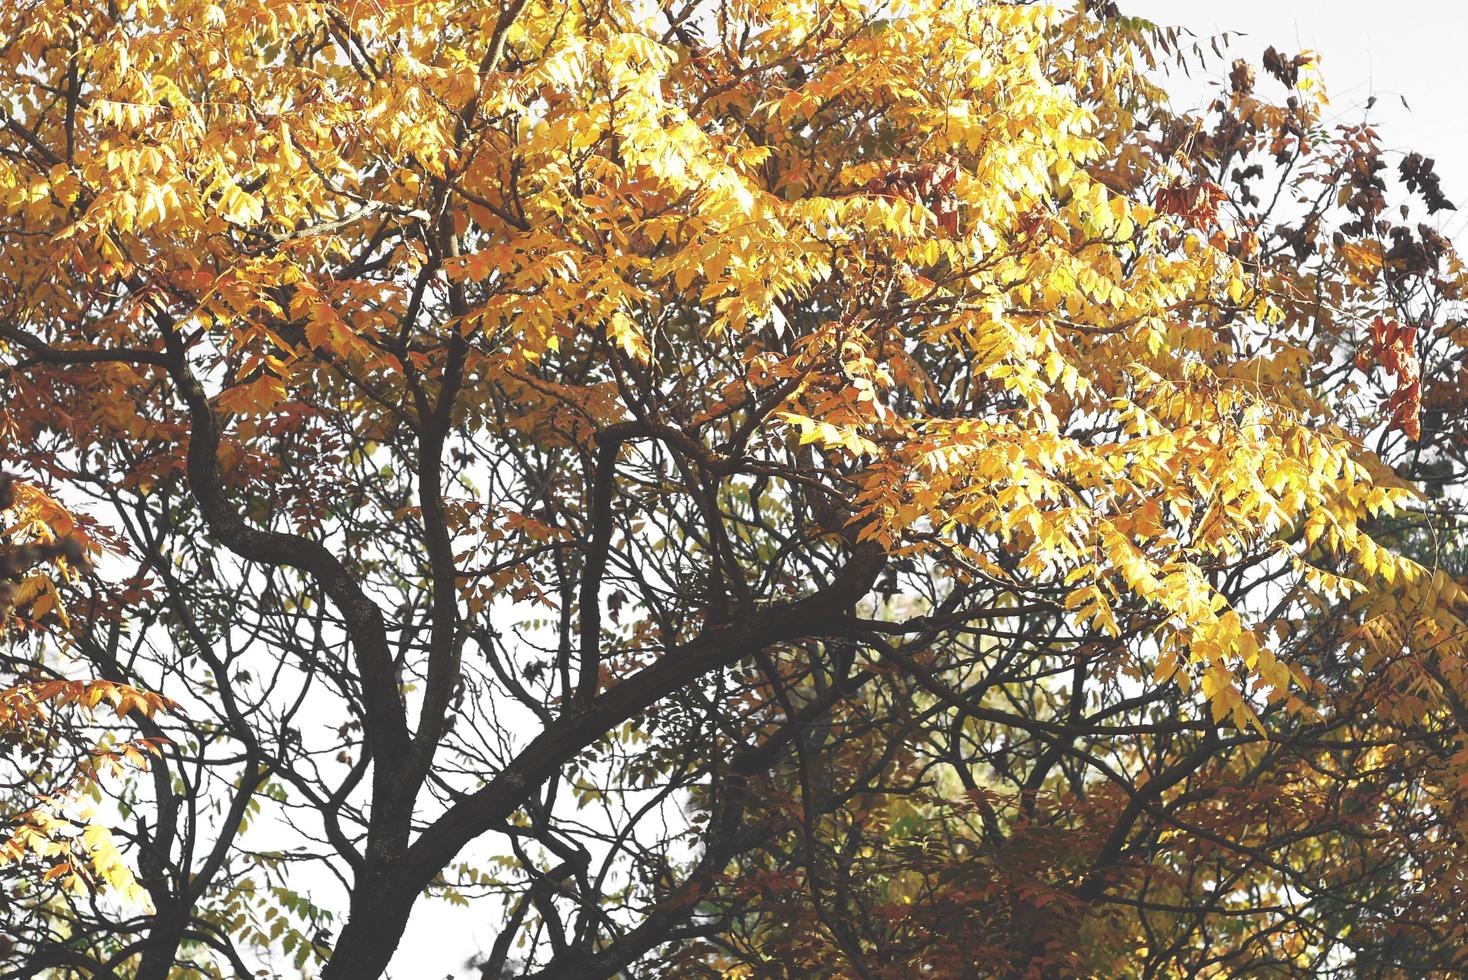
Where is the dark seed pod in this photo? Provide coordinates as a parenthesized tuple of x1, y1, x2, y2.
(1230, 60, 1256, 97)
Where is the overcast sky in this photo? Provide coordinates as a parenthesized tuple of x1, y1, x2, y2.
(1124, 0, 1468, 241)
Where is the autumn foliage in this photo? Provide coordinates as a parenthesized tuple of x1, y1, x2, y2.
(1, 0, 1467, 977)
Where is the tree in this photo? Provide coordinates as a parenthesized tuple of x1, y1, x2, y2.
(0, 475, 169, 937)
(1, 0, 1466, 976)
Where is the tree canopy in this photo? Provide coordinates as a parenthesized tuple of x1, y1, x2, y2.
(2, 0, 1467, 976)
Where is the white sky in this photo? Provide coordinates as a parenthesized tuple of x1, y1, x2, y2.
(392, 4, 1468, 976)
(1125, 0, 1468, 240)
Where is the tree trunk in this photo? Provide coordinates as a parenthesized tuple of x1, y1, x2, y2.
(319, 871, 421, 980)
